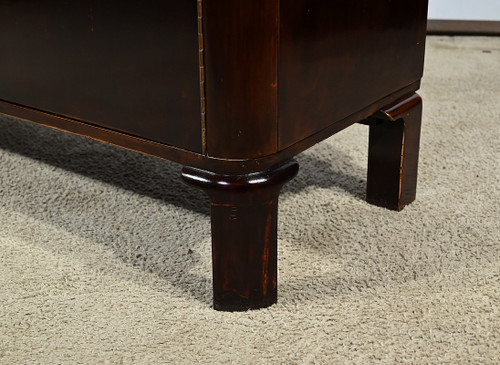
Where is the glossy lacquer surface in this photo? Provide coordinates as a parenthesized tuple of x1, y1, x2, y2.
(279, 0, 428, 149)
(203, 0, 278, 159)
(0, 0, 202, 152)
(182, 160, 299, 311)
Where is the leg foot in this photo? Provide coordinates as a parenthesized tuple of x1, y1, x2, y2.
(366, 93, 422, 211)
(181, 160, 299, 311)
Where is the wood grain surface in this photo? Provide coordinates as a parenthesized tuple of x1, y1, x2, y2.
(0, 1, 202, 152)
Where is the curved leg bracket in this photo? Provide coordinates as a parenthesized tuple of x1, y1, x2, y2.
(366, 93, 423, 211)
(182, 160, 299, 311)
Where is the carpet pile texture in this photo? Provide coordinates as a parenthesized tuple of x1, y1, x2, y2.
(0, 36, 499, 363)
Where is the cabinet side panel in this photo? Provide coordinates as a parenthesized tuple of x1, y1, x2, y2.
(204, 0, 278, 159)
(279, 0, 428, 149)
(0, 1, 202, 152)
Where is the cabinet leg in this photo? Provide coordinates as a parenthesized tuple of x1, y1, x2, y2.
(366, 93, 422, 211)
(181, 160, 299, 311)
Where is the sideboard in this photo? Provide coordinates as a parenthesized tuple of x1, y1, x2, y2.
(0, 0, 428, 311)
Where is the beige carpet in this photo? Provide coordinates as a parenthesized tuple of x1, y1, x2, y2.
(0, 36, 499, 364)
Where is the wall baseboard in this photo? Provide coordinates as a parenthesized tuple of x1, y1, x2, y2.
(427, 20, 500, 35)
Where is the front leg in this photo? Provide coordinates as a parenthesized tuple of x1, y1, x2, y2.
(366, 93, 423, 211)
(181, 160, 299, 311)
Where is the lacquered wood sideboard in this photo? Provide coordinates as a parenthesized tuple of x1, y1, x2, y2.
(0, 1, 428, 311)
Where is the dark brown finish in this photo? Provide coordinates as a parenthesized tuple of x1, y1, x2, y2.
(0, 1, 429, 310)
(427, 20, 500, 36)
(279, 0, 428, 149)
(182, 160, 299, 311)
(0, 1, 202, 152)
(366, 94, 423, 211)
(203, 0, 278, 158)
(0, 81, 419, 176)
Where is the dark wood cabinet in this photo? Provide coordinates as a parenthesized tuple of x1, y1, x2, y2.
(0, 0, 429, 311)
(0, 1, 202, 151)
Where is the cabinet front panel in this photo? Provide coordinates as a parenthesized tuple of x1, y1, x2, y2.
(279, 0, 428, 149)
(0, 1, 202, 152)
